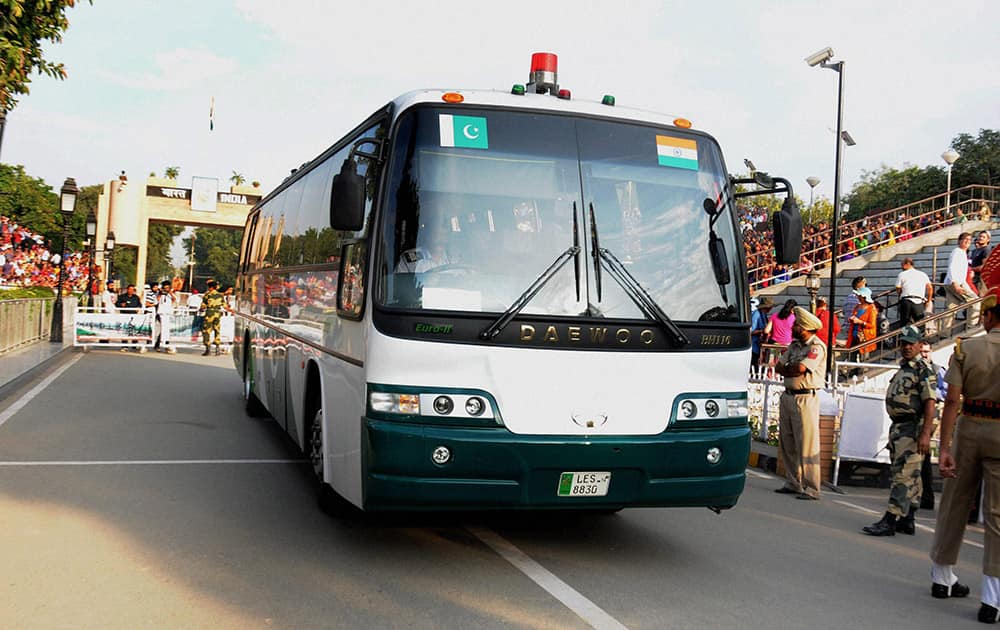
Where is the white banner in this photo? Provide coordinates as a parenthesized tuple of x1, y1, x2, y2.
(191, 176, 219, 212)
(74, 308, 234, 348)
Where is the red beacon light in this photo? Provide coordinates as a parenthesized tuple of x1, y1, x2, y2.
(526, 52, 559, 95)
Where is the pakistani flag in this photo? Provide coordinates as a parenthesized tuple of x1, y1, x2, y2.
(439, 114, 489, 149)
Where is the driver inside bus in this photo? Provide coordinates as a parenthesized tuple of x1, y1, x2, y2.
(395, 223, 457, 273)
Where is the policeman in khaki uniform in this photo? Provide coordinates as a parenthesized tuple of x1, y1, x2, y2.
(862, 325, 937, 537)
(199, 280, 226, 356)
(928, 284, 1000, 623)
(774, 306, 827, 500)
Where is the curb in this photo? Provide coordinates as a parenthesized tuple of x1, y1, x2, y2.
(0, 343, 76, 402)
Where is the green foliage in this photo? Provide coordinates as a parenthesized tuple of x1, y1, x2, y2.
(0, 0, 91, 113)
(108, 244, 136, 287)
(801, 197, 834, 226)
(0, 163, 93, 249)
(164, 166, 180, 180)
(0, 285, 53, 300)
(843, 164, 946, 219)
(145, 223, 182, 284)
(230, 171, 245, 186)
(186, 226, 241, 290)
(843, 128, 999, 218)
(951, 129, 1000, 187)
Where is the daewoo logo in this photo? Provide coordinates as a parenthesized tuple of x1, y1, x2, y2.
(520, 324, 655, 345)
(572, 412, 608, 429)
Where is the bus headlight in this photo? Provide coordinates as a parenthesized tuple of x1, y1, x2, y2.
(465, 396, 485, 416)
(704, 400, 719, 417)
(681, 400, 697, 418)
(433, 396, 454, 415)
(369, 392, 420, 415)
(727, 395, 749, 418)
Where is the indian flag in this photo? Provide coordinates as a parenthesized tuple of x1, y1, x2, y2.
(656, 135, 698, 170)
(439, 114, 489, 149)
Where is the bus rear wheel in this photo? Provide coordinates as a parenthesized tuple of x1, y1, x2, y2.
(242, 344, 268, 417)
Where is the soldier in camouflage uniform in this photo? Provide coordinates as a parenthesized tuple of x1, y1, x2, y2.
(862, 325, 937, 536)
(199, 280, 226, 356)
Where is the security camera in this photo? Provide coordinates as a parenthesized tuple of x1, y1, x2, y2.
(804, 47, 834, 67)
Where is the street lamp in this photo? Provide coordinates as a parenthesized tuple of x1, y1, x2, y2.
(806, 46, 847, 377)
(806, 176, 821, 210)
(805, 271, 822, 313)
(85, 210, 97, 307)
(105, 231, 116, 287)
(50, 177, 79, 343)
(941, 149, 960, 216)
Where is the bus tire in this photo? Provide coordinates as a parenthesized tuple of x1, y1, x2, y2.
(242, 341, 268, 417)
(307, 406, 355, 518)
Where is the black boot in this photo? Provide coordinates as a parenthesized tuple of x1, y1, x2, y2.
(896, 506, 917, 535)
(931, 581, 970, 598)
(979, 603, 999, 623)
(862, 512, 897, 536)
(920, 494, 935, 510)
(213, 345, 220, 356)
(202, 345, 210, 356)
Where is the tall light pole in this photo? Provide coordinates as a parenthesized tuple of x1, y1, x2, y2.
(806, 176, 821, 210)
(50, 177, 79, 343)
(105, 231, 116, 288)
(806, 46, 846, 377)
(187, 230, 196, 291)
(84, 210, 97, 307)
(942, 149, 960, 216)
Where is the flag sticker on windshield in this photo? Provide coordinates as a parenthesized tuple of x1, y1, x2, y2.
(655, 135, 698, 170)
(440, 115, 489, 149)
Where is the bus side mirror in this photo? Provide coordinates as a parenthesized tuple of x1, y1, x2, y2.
(331, 158, 366, 231)
(772, 196, 803, 265)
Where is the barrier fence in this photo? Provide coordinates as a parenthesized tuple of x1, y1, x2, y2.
(73, 307, 235, 349)
(0, 297, 51, 354)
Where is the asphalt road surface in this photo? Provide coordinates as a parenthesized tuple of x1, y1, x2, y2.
(0, 349, 989, 629)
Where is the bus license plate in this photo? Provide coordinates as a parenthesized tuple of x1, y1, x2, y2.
(557, 472, 611, 497)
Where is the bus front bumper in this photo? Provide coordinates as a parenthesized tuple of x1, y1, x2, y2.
(362, 419, 750, 511)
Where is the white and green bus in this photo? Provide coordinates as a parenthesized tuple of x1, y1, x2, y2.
(233, 53, 801, 513)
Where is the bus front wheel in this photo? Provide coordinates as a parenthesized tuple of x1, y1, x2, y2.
(308, 406, 354, 517)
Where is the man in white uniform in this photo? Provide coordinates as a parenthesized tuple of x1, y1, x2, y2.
(941, 232, 976, 334)
(895, 258, 934, 327)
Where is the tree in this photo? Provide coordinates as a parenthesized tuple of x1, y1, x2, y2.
(145, 223, 182, 284)
(0, 1, 91, 113)
(186, 226, 241, 290)
(843, 164, 946, 219)
(230, 171, 245, 186)
(0, 163, 94, 249)
(164, 166, 180, 180)
(951, 129, 1000, 187)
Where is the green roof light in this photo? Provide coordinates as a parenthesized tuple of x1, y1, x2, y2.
(601, 94, 616, 106)
(511, 84, 526, 95)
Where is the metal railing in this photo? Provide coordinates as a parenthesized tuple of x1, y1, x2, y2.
(747, 184, 999, 290)
(0, 298, 52, 354)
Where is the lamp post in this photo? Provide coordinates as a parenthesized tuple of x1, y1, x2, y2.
(805, 271, 822, 313)
(806, 176, 821, 210)
(941, 149, 960, 216)
(84, 211, 97, 307)
(187, 230, 196, 291)
(50, 177, 79, 343)
(105, 231, 116, 288)
(806, 46, 846, 377)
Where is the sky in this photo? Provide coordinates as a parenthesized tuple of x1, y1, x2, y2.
(4, 0, 1000, 212)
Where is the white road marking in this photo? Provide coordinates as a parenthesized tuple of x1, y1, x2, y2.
(835, 499, 984, 549)
(0, 353, 84, 429)
(0, 459, 307, 466)
(468, 526, 629, 630)
(746, 469, 772, 479)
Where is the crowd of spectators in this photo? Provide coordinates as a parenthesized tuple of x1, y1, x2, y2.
(0, 215, 91, 291)
(743, 201, 993, 289)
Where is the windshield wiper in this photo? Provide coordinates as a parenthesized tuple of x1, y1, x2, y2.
(588, 208, 689, 347)
(479, 205, 581, 340)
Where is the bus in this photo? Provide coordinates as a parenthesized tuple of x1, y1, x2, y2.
(233, 52, 802, 514)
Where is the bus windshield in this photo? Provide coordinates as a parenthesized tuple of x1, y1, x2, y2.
(376, 106, 744, 324)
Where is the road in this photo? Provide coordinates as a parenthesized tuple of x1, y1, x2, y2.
(0, 349, 988, 629)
